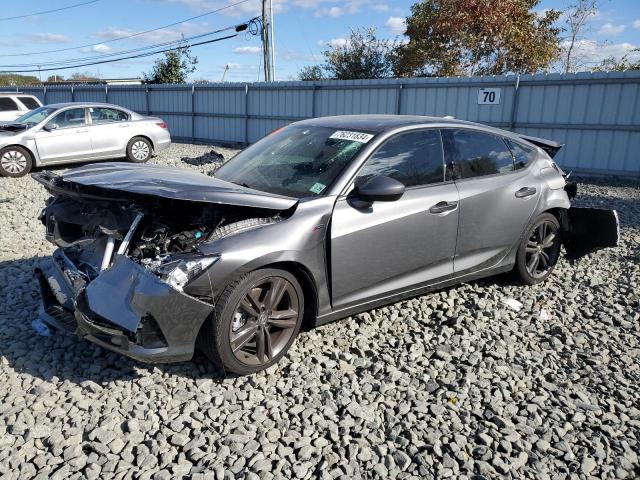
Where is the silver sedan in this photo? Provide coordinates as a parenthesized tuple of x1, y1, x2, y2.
(0, 102, 171, 177)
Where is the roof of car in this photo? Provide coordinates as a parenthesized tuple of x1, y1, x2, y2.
(43, 102, 132, 110)
(297, 114, 489, 133)
(0, 92, 38, 97)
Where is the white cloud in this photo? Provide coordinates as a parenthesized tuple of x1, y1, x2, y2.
(80, 44, 112, 54)
(315, 6, 344, 17)
(318, 38, 348, 48)
(314, 0, 366, 17)
(97, 22, 210, 44)
(562, 39, 639, 65)
(372, 4, 389, 12)
(29, 33, 72, 44)
(633, 19, 640, 29)
(385, 16, 406, 35)
(147, 0, 287, 17)
(233, 45, 261, 54)
(598, 23, 625, 36)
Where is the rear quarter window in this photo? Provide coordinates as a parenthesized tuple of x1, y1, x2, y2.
(0, 97, 18, 111)
(18, 96, 41, 109)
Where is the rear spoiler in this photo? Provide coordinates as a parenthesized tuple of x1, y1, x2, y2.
(518, 134, 563, 158)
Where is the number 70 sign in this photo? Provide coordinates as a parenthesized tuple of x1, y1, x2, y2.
(478, 88, 501, 105)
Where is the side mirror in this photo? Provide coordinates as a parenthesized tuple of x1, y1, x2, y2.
(43, 123, 59, 132)
(357, 175, 405, 203)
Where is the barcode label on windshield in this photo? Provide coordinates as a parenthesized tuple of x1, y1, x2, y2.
(329, 130, 374, 143)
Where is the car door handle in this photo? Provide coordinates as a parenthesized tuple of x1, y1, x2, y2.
(429, 201, 458, 214)
(515, 187, 537, 198)
(75, 129, 89, 133)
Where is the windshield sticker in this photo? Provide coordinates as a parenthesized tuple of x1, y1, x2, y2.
(329, 130, 374, 143)
(309, 182, 326, 194)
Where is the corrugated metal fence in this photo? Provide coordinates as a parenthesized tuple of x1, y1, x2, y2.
(4, 70, 640, 176)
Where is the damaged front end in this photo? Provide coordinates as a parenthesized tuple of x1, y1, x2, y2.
(33, 165, 296, 362)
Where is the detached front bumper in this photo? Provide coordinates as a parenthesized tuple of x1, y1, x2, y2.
(562, 206, 619, 260)
(36, 251, 213, 363)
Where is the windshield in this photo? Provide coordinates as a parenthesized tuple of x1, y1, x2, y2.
(215, 125, 374, 198)
(14, 106, 57, 126)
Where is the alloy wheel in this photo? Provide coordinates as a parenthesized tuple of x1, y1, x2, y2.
(229, 276, 300, 366)
(525, 220, 560, 278)
(1, 150, 27, 174)
(131, 141, 150, 161)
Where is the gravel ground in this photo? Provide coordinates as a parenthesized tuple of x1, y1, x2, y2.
(0, 143, 639, 479)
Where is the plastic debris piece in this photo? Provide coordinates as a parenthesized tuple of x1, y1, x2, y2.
(32, 319, 51, 337)
(502, 298, 523, 312)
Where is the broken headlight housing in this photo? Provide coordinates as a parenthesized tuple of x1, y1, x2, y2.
(157, 255, 219, 291)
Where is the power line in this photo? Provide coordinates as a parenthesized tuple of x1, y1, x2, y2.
(0, 0, 101, 21)
(0, 21, 253, 68)
(0, 0, 254, 57)
(0, 33, 242, 73)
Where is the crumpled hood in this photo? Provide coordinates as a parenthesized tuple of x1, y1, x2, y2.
(53, 162, 298, 210)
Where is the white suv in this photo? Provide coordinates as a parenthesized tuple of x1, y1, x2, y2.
(0, 93, 43, 122)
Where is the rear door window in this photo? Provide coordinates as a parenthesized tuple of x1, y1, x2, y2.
(0, 98, 18, 111)
(443, 129, 515, 179)
(89, 107, 129, 124)
(355, 129, 445, 188)
(18, 96, 41, 109)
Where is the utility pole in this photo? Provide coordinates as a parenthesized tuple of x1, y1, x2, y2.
(261, 0, 275, 81)
(269, 0, 275, 79)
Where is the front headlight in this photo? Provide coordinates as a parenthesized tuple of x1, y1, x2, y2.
(158, 255, 219, 291)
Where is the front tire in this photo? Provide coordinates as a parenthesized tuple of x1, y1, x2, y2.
(0, 146, 33, 177)
(514, 213, 562, 285)
(126, 137, 152, 163)
(201, 268, 304, 375)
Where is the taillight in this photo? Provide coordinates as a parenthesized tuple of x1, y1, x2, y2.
(156, 122, 167, 129)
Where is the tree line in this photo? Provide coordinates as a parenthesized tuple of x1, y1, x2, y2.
(299, 0, 639, 81)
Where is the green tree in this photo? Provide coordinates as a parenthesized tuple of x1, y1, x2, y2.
(0, 74, 41, 85)
(298, 28, 398, 80)
(144, 46, 198, 84)
(395, 0, 562, 77)
(299, 65, 324, 81)
(69, 72, 100, 82)
(592, 49, 640, 72)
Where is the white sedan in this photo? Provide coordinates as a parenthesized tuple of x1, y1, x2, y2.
(0, 102, 171, 177)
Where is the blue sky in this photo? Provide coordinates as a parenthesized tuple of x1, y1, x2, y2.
(0, 0, 639, 82)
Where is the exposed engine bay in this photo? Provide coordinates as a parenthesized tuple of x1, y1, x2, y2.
(35, 171, 288, 290)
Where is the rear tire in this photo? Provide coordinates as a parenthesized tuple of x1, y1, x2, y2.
(201, 268, 304, 375)
(514, 213, 561, 285)
(0, 146, 33, 178)
(126, 137, 152, 163)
